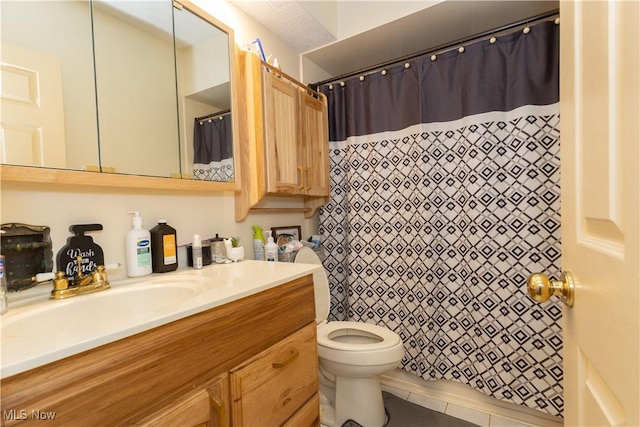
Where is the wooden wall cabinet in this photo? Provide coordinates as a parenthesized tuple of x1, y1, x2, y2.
(0, 276, 319, 427)
(235, 51, 330, 221)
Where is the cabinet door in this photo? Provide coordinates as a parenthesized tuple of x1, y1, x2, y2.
(263, 70, 303, 194)
(137, 374, 229, 427)
(299, 93, 330, 197)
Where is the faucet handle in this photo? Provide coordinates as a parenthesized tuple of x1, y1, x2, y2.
(75, 256, 84, 277)
(52, 272, 69, 291)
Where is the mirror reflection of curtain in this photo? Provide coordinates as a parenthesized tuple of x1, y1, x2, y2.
(193, 113, 234, 181)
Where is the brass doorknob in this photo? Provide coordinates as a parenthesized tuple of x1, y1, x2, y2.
(526, 272, 575, 307)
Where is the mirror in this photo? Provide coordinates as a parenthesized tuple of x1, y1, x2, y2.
(0, 1, 98, 170)
(92, 0, 181, 177)
(173, 3, 235, 182)
(1, 0, 236, 183)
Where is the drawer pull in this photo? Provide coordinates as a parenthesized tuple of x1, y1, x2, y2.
(272, 348, 299, 369)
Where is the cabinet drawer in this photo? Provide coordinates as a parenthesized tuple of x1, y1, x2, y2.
(282, 393, 320, 427)
(230, 323, 318, 426)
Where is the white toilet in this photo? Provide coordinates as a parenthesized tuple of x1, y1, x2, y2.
(295, 248, 405, 427)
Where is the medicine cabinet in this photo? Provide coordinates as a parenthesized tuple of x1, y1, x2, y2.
(0, 0, 241, 191)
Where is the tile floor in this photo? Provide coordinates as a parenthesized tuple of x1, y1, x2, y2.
(381, 383, 561, 427)
(383, 392, 480, 427)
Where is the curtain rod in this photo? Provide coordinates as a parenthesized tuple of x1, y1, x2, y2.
(195, 109, 231, 122)
(311, 8, 559, 89)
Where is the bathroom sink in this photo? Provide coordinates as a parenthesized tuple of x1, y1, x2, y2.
(0, 261, 322, 379)
(2, 276, 207, 339)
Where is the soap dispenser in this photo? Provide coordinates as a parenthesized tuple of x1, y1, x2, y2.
(265, 231, 278, 262)
(125, 212, 152, 277)
(57, 224, 105, 277)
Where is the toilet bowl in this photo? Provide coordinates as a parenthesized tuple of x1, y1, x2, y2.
(295, 248, 404, 427)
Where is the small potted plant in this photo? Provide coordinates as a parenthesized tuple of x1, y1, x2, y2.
(224, 236, 244, 262)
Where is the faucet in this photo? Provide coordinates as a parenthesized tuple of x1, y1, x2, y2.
(50, 256, 111, 300)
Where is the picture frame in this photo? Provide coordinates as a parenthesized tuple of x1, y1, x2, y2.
(271, 226, 302, 245)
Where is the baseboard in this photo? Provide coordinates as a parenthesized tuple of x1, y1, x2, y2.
(380, 369, 564, 427)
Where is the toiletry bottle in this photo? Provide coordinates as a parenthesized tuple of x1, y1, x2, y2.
(192, 234, 203, 269)
(252, 226, 265, 260)
(0, 255, 7, 315)
(125, 212, 152, 277)
(264, 231, 278, 262)
(150, 220, 178, 273)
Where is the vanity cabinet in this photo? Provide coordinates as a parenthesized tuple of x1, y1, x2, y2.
(0, 276, 319, 427)
(137, 374, 229, 427)
(235, 50, 330, 221)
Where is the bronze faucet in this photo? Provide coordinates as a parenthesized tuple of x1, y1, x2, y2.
(50, 256, 111, 300)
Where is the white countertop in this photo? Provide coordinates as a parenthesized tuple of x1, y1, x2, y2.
(0, 260, 321, 379)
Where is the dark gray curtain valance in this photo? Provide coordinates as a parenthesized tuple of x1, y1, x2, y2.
(319, 21, 559, 141)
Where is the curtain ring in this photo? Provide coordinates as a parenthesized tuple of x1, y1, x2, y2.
(523, 26, 531, 34)
(458, 46, 465, 53)
(404, 62, 410, 69)
(489, 36, 497, 44)
(328, 84, 333, 90)
(359, 75, 365, 82)
(430, 54, 437, 61)
(340, 81, 345, 87)
(381, 69, 387, 76)
(554, 17, 560, 25)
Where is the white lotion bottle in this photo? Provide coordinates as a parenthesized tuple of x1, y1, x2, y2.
(125, 211, 152, 277)
(265, 231, 278, 262)
(192, 234, 203, 270)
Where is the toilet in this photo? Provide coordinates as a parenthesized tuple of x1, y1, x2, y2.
(295, 247, 405, 427)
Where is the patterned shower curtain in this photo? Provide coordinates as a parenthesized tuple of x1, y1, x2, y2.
(193, 113, 234, 181)
(318, 20, 563, 417)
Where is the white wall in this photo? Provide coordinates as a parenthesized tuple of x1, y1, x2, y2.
(335, 1, 440, 39)
(0, 0, 314, 285)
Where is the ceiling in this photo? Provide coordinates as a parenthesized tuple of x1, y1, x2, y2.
(229, 0, 337, 52)
(229, 0, 558, 82)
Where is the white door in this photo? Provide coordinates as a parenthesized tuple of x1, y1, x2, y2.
(0, 42, 67, 167)
(559, 1, 639, 425)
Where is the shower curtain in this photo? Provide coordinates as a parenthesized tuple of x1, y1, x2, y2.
(318, 21, 563, 416)
(193, 113, 234, 181)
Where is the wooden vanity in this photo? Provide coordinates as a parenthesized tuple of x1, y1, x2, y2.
(0, 275, 319, 426)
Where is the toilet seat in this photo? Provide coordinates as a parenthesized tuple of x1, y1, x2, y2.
(317, 321, 402, 351)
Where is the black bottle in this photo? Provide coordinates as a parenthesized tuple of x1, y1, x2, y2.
(150, 220, 178, 273)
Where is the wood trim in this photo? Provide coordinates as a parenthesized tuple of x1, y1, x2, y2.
(249, 207, 312, 214)
(0, 276, 316, 426)
(304, 196, 329, 218)
(235, 49, 268, 222)
(0, 164, 239, 193)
